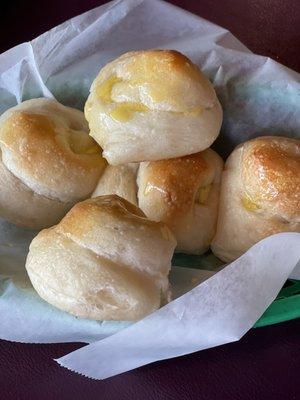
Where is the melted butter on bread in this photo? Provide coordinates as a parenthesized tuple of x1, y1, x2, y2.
(241, 195, 261, 211)
(94, 50, 208, 122)
(96, 75, 122, 103)
(197, 184, 212, 204)
(109, 102, 148, 122)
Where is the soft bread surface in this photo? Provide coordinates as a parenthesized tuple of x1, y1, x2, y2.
(211, 136, 300, 262)
(85, 50, 222, 164)
(0, 98, 105, 228)
(93, 149, 223, 254)
(26, 195, 176, 321)
(93, 163, 139, 206)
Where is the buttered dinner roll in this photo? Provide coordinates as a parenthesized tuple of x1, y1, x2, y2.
(138, 149, 223, 254)
(93, 149, 223, 254)
(211, 136, 300, 262)
(26, 195, 176, 321)
(0, 98, 105, 229)
(85, 50, 222, 164)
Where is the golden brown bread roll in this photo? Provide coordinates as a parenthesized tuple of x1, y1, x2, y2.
(0, 98, 106, 229)
(93, 149, 223, 254)
(85, 50, 222, 165)
(211, 136, 300, 262)
(25, 195, 176, 321)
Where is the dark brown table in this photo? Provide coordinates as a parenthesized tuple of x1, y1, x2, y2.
(0, 1, 299, 399)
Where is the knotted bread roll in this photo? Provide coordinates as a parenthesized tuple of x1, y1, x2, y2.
(211, 136, 300, 262)
(85, 50, 222, 164)
(0, 98, 105, 229)
(93, 149, 223, 254)
(26, 195, 176, 321)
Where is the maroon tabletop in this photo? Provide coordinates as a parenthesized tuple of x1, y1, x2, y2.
(1, 1, 299, 399)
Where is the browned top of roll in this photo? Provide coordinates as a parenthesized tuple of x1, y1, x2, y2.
(58, 194, 175, 246)
(0, 98, 105, 201)
(2, 111, 101, 171)
(242, 136, 300, 221)
(138, 149, 222, 223)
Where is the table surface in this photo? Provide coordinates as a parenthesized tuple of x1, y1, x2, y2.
(1, 1, 299, 399)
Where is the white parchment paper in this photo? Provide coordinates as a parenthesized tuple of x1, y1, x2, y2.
(0, 0, 299, 379)
(57, 234, 300, 379)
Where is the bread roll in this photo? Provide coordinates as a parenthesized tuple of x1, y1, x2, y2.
(93, 163, 139, 206)
(85, 50, 222, 165)
(93, 149, 223, 254)
(26, 195, 176, 321)
(0, 98, 105, 229)
(211, 136, 300, 262)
